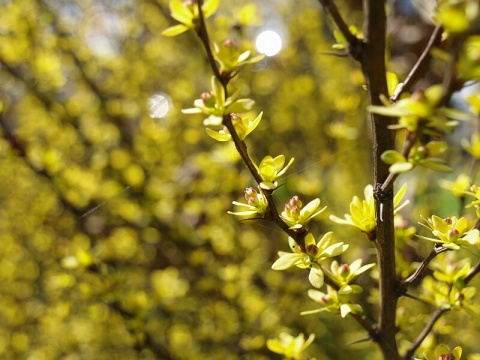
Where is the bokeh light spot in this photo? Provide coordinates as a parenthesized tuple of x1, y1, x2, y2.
(148, 93, 172, 119)
(255, 30, 282, 57)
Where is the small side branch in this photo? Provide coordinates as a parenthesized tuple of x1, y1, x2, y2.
(465, 260, 480, 284)
(402, 308, 449, 360)
(391, 25, 443, 102)
(196, 0, 224, 88)
(317, 0, 356, 43)
(323, 274, 378, 338)
(400, 246, 449, 292)
(316, 0, 362, 59)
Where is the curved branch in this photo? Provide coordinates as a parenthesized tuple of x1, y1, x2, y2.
(316, 0, 361, 59)
(196, 0, 225, 88)
(323, 274, 378, 339)
(391, 25, 443, 102)
(400, 246, 449, 292)
(465, 260, 480, 284)
(401, 308, 449, 360)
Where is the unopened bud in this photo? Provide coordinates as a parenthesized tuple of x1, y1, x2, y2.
(416, 146, 427, 159)
(448, 228, 459, 242)
(444, 217, 453, 224)
(288, 196, 302, 209)
(200, 92, 215, 107)
(183, 0, 196, 11)
(306, 244, 319, 257)
(244, 187, 259, 206)
(411, 90, 425, 102)
(438, 354, 456, 360)
(223, 39, 237, 49)
(339, 264, 350, 277)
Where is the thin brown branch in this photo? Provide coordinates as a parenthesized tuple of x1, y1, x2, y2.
(401, 308, 448, 360)
(317, 0, 356, 43)
(465, 260, 480, 284)
(323, 274, 378, 338)
(400, 246, 449, 291)
(391, 25, 443, 102)
(196, 0, 225, 88)
(317, 0, 361, 59)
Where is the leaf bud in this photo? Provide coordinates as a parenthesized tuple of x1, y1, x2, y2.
(438, 355, 455, 360)
(411, 90, 425, 102)
(223, 38, 238, 49)
(230, 113, 240, 121)
(339, 263, 350, 278)
(244, 187, 259, 206)
(306, 244, 319, 257)
(321, 294, 331, 304)
(447, 228, 459, 241)
(200, 92, 215, 107)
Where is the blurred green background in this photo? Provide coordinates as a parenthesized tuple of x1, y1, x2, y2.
(1, 0, 479, 359)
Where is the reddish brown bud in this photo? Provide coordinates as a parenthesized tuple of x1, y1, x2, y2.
(223, 39, 237, 49)
(200, 92, 215, 107)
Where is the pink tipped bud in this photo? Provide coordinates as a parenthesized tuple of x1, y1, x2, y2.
(200, 92, 215, 107)
(321, 294, 330, 304)
(183, 0, 196, 11)
(285, 204, 300, 217)
(244, 187, 258, 206)
(223, 39, 237, 49)
(284, 196, 302, 218)
(289, 196, 302, 209)
(438, 355, 455, 360)
(230, 113, 240, 121)
(444, 217, 453, 224)
(339, 264, 350, 277)
(447, 228, 459, 241)
(411, 90, 425, 102)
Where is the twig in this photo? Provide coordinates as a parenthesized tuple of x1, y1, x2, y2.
(323, 274, 378, 338)
(391, 25, 443, 102)
(316, 0, 361, 59)
(400, 246, 449, 291)
(196, 0, 225, 88)
(401, 308, 448, 360)
(465, 260, 480, 284)
(438, 34, 466, 107)
(317, 0, 356, 44)
(402, 292, 434, 307)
